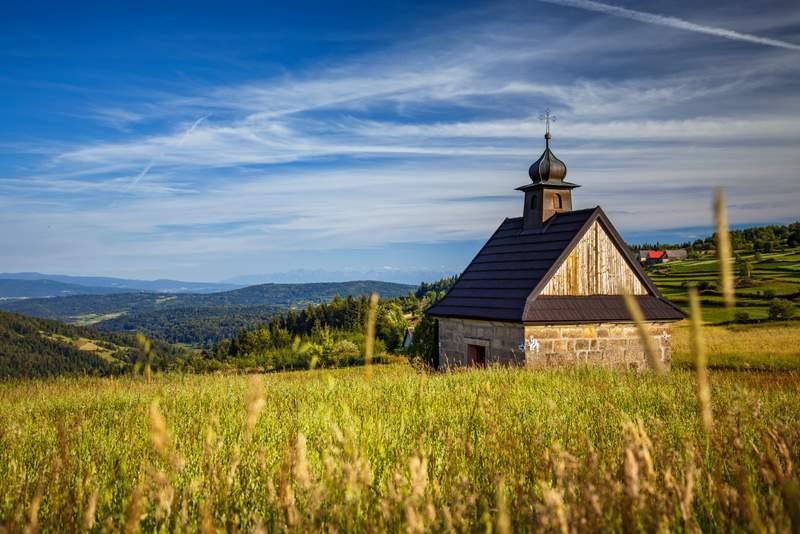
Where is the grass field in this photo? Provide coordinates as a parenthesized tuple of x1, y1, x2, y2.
(2, 359, 800, 532)
(648, 248, 800, 323)
(672, 321, 800, 370)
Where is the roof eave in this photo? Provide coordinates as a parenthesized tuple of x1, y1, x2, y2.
(516, 182, 581, 192)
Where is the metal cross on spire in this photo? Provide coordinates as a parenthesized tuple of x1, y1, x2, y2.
(538, 109, 556, 136)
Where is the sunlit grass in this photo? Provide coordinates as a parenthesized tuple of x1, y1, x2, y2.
(1, 364, 799, 531)
(672, 321, 800, 370)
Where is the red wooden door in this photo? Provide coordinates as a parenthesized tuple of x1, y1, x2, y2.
(467, 344, 486, 367)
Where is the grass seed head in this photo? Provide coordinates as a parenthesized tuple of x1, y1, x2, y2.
(622, 292, 665, 374)
(363, 292, 380, 378)
(245, 375, 266, 437)
(713, 187, 735, 309)
(689, 286, 712, 433)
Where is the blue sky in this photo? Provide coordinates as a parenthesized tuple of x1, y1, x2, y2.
(2, 0, 799, 283)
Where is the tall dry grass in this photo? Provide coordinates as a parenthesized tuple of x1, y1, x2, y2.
(1, 366, 798, 532)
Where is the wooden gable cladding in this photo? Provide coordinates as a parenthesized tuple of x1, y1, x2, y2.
(541, 220, 648, 296)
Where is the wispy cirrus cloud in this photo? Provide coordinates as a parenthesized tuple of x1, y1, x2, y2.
(538, 0, 800, 51)
(3, 0, 800, 279)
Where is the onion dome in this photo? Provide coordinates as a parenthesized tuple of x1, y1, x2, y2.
(528, 132, 567, 182)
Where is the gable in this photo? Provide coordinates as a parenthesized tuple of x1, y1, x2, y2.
(540, 219, 649, 296)
(427, 207, 679, 323)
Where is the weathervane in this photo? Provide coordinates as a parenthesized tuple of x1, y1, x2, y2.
(539, 109, 556, 136)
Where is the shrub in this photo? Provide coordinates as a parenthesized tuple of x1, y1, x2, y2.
(334, 339, 360, 360)
(733, 310, 750, 323)
(768, 299, 795, 321)
(763, 289, 777, 299)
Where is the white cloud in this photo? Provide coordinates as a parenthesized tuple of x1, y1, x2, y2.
(4, 1, 800, 278)
(539, 0, 800, 51)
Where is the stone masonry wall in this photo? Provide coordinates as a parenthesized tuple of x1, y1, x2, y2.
(437, 318, 672, 370)
(523, 323, 672, 370)
(437, 318, 524, 368)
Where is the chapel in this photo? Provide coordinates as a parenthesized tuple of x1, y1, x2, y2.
(427, 124, 684, 369)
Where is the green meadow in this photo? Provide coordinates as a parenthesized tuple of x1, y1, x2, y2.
(648, 247, 800, 323)
(2, 356, 800, 532)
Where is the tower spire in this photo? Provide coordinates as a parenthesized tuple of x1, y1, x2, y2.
(517, 111, 579, 230)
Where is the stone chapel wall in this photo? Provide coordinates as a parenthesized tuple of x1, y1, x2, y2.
(437, 318, 672, 370)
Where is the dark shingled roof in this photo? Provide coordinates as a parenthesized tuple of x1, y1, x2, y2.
(523, 296, 684, 323)
(427, 207, 684, 323)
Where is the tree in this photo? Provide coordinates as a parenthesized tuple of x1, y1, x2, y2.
(768, 299, 795, 321)
(376, 302, 408, 351)
(409, 315, 438, 369)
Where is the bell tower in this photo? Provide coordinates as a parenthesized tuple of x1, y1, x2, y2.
(518, 111, 579, 231)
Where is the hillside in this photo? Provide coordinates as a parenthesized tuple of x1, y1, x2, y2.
(0, 281, 415, 345)
(94, 305, 286, 345)
(0, 311, 188, 378)
(0, 281, 414, 320)
(647, 247, 800, 323)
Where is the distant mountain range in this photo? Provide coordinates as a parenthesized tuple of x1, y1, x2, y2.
(225, 269, 456, 286)
(0, 270, 451, 299)
(0, 272, 241, 296)
(0, 279, 133, 299)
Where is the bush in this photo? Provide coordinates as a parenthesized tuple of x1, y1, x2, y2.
(734, 311, 750, 323)
(768, 299, 795, 321)
(763, 289, 777, 299)
(334, 339, 360, 360)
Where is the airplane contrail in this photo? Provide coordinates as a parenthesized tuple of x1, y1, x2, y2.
(177, 115, 209, 147)
(538, 0, 800, 51)
(131, 115, 209, 187)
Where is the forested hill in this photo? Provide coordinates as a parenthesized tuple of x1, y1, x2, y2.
(0, 281, 415, 320)
(0, 281, 416, 346)
(0, 311, 188, 378)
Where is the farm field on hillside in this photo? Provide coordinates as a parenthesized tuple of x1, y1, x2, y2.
(647, 248, 800, 323)
(2, 364, 799, 532)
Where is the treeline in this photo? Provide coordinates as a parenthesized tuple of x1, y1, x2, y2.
(209, 293, 418, 370)
(631, 221, 800, 253)
(208, 275, 459, 372)
(2, 278, 457, 378)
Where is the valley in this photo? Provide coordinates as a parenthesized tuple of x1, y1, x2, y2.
(0, 280, 415, 345)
